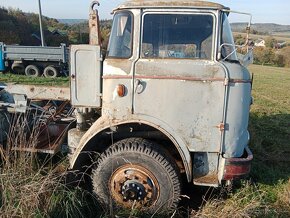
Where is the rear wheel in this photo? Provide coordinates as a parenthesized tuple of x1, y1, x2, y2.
(43, 66, 58, 78)
(25, 65, 40, 77)
(92, 138, 181, 213)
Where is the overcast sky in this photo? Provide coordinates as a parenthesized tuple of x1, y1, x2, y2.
(0, 0, 289, 25)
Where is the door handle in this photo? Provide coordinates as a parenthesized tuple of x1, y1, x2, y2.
(135, 79, 145, 94)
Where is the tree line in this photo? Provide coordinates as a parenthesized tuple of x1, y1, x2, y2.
(0, 7, 112, 49)
(1, 7, 289, 68)
(235, 34, 290, 68)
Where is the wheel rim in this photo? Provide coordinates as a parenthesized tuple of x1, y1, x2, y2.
(29, 69, 37, 76)
(109, 163, 160, 209)
(47, 69, 55, 77)
(26, 66, 39, 77)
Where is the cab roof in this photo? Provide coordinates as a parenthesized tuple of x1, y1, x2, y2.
(115, 0, 229, 11)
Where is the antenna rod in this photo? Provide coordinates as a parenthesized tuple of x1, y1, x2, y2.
(38, 0, 45, 46)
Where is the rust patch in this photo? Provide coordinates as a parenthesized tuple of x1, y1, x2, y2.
(216, 123, 225, 131)
(109, 164, 160, 209)
(229, 79, 252, 84)
(103, 74, 225, 82)
(194, 172, 219, 185)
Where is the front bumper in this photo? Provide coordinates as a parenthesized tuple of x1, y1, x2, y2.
(222, 146, 253, 180)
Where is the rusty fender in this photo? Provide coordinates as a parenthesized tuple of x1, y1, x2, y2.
(69, 115, 193, 182)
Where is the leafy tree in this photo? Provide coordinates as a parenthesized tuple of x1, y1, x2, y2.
(273, 54, 285, 67)
(265, 37, 277, 48)
(234, 34, 245, 45)
(278, 46, 290, 67)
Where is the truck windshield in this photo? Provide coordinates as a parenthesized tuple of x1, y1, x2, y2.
(141, 14, 214, 59)
(221, 13, 238, 61)
(107, 12, 132, 58)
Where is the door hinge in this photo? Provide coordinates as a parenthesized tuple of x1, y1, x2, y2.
(224, 78, 229, 86)
(216, 123, 225, 131)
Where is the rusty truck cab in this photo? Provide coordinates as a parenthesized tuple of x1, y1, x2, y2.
(69, 0, 253, 212)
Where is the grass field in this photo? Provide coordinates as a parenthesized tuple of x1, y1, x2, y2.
(1, 65, 289, 217)
(273, 32, 290, 39)
(234, 32, 290, 43)
(0, 73, 69, 86)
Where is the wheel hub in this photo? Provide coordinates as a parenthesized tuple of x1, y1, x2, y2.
(122, 180, 146, 201)
(109, 164, 160, 209)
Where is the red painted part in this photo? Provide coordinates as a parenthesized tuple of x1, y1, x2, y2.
(223, 147, 253, 180)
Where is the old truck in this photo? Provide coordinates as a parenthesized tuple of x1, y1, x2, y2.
(0, 43, 68, 77)
(0, 0, 254, 213)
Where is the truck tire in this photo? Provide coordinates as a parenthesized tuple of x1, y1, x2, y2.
(43, 66, 58, 78)
(11, 62, 25, 74)
(25, 65, 40, 77)
(92, 138, 181, 213)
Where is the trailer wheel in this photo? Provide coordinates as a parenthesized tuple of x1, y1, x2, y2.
(25, 65, 40, 77)
(92, 138, 181, 213)
(43, 66, 58, 78)
(11, 62, 25, 74)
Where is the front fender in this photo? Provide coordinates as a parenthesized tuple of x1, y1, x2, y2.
(70, 115, 193, 182)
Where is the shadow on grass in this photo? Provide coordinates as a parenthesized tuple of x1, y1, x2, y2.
(249, 112, 290, 185)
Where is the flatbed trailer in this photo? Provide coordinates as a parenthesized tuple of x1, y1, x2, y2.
(0, 83, 73, 154)
(0, 43, 69, 78)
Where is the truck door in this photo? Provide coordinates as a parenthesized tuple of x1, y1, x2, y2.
(134, 13, 225, 153)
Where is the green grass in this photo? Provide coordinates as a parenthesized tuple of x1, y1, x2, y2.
(0, 72, 69, 86)
(248, 65, 290, 215)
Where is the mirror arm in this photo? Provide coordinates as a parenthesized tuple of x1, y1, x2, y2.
(222, 10, 252, 51)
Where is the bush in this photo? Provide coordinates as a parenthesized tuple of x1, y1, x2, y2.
(265, 36, 277, 48)
(253, 46, 290, 67)
(253, 47, 275, 65)
(278, 46, 290, 67)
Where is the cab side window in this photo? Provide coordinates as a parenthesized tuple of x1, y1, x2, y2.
(107, 12, 133, 58)
(142, 14, 214, 59)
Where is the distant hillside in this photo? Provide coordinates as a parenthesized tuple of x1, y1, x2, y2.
(0, 7, 70, 46)
(58, 19, 87, 25)
(231, 23, 290, 34)
(0, 7, 112, 48)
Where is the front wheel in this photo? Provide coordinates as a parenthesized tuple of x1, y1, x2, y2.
(92, 138, 181, 214)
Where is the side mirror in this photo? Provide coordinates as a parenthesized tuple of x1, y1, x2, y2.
(237, 49, 253, 67)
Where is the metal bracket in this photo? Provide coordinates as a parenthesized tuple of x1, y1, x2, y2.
(217, 123, 225, 131)
(224, 78, 229, 86)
